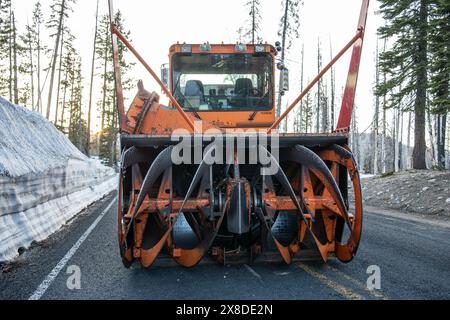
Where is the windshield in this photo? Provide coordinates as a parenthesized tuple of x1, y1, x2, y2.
(172, 53, 274, 112)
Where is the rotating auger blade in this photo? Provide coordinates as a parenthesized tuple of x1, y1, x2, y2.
(125, 146, 174, 246)
(318, 144, 363, 263)
(283, 145, 354, 237)
(258, 145, 330, 263)
(171, 144, 227, 268)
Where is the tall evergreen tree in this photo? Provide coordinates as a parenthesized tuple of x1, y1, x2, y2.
(428, 0, 449, 168)
(96, 12, 133, 165)
(45, 0, 75, 120)
(242, 0, 262, 44)
(376, 0, 430, 169)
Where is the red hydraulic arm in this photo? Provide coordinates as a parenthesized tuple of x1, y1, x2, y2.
(336, 0, 370, 132)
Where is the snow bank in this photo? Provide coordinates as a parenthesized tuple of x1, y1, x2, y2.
(0, 97, 117, 263)
(361, 170, 450, 216)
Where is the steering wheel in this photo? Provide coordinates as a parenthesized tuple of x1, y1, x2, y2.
(251, 88, 262, 96)
(236, 88, 262, 97)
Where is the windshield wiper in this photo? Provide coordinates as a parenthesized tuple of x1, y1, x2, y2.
(248, 97, 268, 120)
(249, 111, 258, 121)
(173, 76, 202, 120)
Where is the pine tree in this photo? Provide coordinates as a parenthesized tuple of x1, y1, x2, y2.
(45, 0, 75, 120)
(241, 0, 262, 44)
(58, 31, 76, 131)
(32, 1, 44, 113)
(428, 0, 449, 168)
(54, 19, 68, 124)
(20, 23, 36, 108)
(96, 12, 133, 165)
(67, 55, 87, 153)
(376, 0, 430, 169)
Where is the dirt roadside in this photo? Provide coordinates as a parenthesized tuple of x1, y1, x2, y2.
(360, 170, 450, 217)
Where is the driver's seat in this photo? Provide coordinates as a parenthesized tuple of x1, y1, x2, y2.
(234, 78, 253, 96)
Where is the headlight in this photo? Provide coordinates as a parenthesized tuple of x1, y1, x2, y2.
(200, 43, 211, 53)
(181, 44, 192, 54)
(255, 45, 266, 53)
(235, 43, 247, 52)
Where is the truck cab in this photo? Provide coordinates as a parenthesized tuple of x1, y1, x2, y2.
(168, 43, 277, 129)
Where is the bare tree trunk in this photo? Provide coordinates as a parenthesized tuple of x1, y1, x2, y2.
(27, 27, 36, 110)
(329, 39, 335, 131)
(316, 38, 321, 133)
(36, 18, 42, 113)
(399, 109, 404, 170)
(251, 0, 255, 44)
(8, 6, 12, 102)
(394, 109, 399, 172)
(68, 62, 75, 134)
(12, 11, 18, 105)
(60, 68, 68, 130)
(86, 0, 100, 157)
(436, 114, 447, 168)
(46, 0, 67, 120)
(100, 36, 109, 132)
(276, 0, 289, 119)
(427, 108, 436, 164)
(373, 41, 380, 175)
(407, 112, 412, 169)
(381, 39, 387, 174)
(54, 25, 65, 124)
(412, 0, 428, 170)
(299, 43, 304, 131)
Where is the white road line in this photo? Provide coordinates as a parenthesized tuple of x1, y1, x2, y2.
(28, 197, 117, 301)
(244, 264, 262, 281)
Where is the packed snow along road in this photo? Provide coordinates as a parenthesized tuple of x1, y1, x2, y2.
(0, 97, 117, 263)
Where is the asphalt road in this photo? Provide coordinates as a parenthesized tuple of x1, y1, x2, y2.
(1, 191, 449, 300)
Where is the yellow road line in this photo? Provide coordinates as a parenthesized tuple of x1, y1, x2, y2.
(298, 264, 364, 300)
(325, 265, 389, 300)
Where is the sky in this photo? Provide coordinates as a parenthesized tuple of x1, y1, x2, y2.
(12, 0, 385, 133)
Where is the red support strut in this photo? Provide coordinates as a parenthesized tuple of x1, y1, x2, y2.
(336, 0, 370, 132)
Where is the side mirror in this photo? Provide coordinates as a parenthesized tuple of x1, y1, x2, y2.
(281, 68, 289, 92)
(160, 64, 169, 89)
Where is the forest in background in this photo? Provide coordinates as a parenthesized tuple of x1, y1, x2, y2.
(0, 0, 448, 173)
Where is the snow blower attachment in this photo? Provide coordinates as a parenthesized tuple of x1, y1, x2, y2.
(109, 0, 369, 268)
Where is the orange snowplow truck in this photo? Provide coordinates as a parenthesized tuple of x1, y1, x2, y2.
(109, 0, 369, 268)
